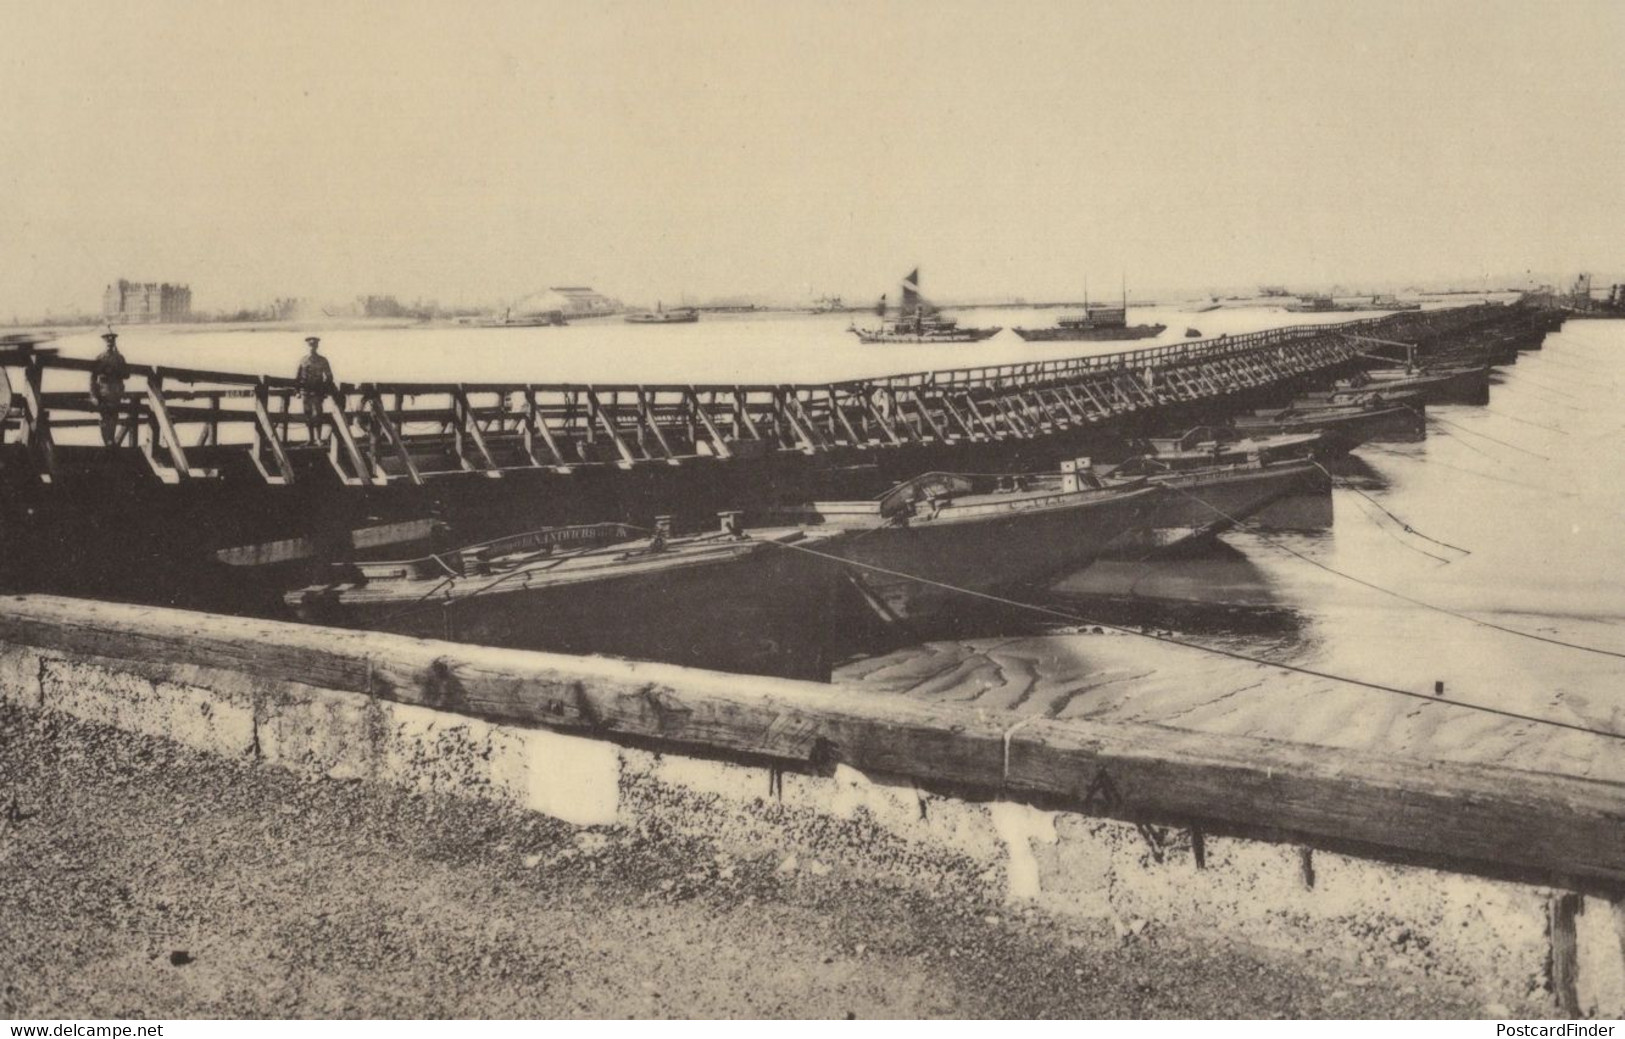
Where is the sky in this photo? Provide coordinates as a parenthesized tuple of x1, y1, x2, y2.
(3, 0, 1623, 316)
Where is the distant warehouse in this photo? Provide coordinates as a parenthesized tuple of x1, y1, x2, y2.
(548, 286, 621, 318)
(103, 279, 192, 323)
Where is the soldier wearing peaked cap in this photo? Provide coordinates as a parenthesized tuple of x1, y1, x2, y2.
(89, 331, 130, 448)
(295, 336, 335, 445)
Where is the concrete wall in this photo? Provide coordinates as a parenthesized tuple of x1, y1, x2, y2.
(1, 638, 1620, 1016)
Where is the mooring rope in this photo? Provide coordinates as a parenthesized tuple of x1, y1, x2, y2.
(1310, 460, 1471, 557)
(1151, 481, 1625, 663)
(1344, 495, 1455, 564)
(1427, 414, 1550, 461)
(1361, 445, 1577, 498)
(1480, 406, 1565, 435)
(758, 536, 1625, 743)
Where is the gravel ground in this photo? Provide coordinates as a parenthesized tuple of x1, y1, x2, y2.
(0, 703, 1511, 1019)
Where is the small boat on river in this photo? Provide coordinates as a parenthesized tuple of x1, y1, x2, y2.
(1013, 288, 1166, 342)
(625, 303, 700, 324)
(849, 269, 1002, 344)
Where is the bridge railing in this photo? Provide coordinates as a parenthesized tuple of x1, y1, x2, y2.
(0, 302, 1523, 484)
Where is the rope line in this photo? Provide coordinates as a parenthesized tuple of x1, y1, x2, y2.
(1312, 461, 1471, 557)
(1480, 407, 1565, 435)
(1361, 446, 1577, 498)
(1152, 482, 1625, 662)
(1427, 414, 1551, 461)
(1345, 495, 1455, 564)
(758, 537, 1625, 743)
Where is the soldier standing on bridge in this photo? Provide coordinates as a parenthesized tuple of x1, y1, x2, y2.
(89, 331, 130, 448)
(295, 336, 335, 445)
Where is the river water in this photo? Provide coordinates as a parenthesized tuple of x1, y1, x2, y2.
(30, 299, 1625, 778)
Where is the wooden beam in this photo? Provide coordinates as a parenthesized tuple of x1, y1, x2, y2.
(523, 386, 569, 467)
(634, 389, 678, 461)
(250, 382, 296, 485)
(685, 388, 733, 459)
(451, 386, 502, 475)
(826, 387, 866, 446)
(1, 593, 1623, 892)
(143, 375, 195, 479)
(584, 388, 638, 467)
(854, 389, 903, 446)
(18, 360, 57, 483)
(365, 392, 424, 486)
(322, 395, 380, 485)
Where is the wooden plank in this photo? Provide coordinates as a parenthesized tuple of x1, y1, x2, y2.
(854, 389, 903, 446)
(935, 393, 983, 440)
(524, 386, 569, 466)
(143, 375, 194, 478)
(364, 393, 424, 485)
(584, 387, 638, 466)
(450, 387, 502, 475)
(250, 383, 296, 485)
(0, 593, 1623, 891)
(686, 388, 733, 458)
(18, 361, 57, 482)
(910, 394, 950, 442)
(1550, 892, 1582, 1016)
(321, 395, 379, 485)
(634, 389, 678, 460)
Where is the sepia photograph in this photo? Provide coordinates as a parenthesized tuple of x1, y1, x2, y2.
(1, 0, 1623, 1026)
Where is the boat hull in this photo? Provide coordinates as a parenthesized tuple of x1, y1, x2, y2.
(1231, 404, 1424, 448)
(1361, 366, 1490, 405)
(851, 327, 1003, 344)
(828, 485, 1162, 622)
(1104, 460, 1322, 556)
(1012, 324, 1165, 342)
(289, 534, 850, 682)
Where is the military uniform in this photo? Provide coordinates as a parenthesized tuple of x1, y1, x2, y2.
(89, 335, 130, 447)
(296, 339, 335, 441)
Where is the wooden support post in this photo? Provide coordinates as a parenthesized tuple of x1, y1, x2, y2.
(524, 386, 568, 467)
(250, 381, 295, 485)
(685, 388, 733, 458)
(827, 388, 866, 446)
(635, 389, 678, 462)
(322, 394, 381, 485)
(18, 359, 56, 483)
(1045, 388, 1084, 425)
(1075, 379, 1113, 416)
(365, 393, 423, 485)
(910, 394, 949, 442)
(732, 389, 762, 441)
(963, 394, 1003, 439)
(143, 374, 195, 480)
(856, 389, 903, 446)
(585, 388, 639, 466)
(1549, 892, 1581, 1017)
(883, 387, 922, 444)
(937, 393, 982, 440)
(1060, 383, 1102, 421)
(779, 390, 828, 453)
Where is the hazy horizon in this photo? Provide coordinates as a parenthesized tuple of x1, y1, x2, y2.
(4, 0, 1622, 317)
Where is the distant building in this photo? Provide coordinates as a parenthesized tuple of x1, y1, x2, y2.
(102, 280, 192, 323)
(548, 286, 621, 317)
